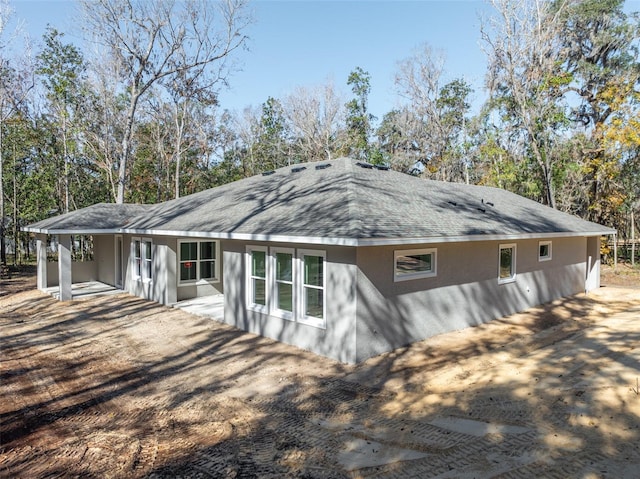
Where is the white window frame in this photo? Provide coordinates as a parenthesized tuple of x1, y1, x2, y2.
(297, 249, 326, 329)
(246, 245, 269, 314)
(538, 240, 552, 262)
(177, 239, 220, 285)
(270, 247, 295, 321)
(498, 243, 517, 284)
(132, 238, 142, 280)
(132, 237, 153, 283)
(394, 248, 437, 282)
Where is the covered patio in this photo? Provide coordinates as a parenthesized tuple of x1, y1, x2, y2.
(41, 280, 225, 321)
(42, 281, 122, 300)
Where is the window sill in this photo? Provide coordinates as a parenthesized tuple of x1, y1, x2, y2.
(394, 271, 437, 282)
(272, 310, 295, 321)
(298, 316, 326, 330)
(498, 277, 516, 285)
(248, 304, 269, 315)
(178, 278, 220, 287)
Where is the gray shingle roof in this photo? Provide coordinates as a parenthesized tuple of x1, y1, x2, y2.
(23, 158, 614, 245)
(23, 203, 152, 234)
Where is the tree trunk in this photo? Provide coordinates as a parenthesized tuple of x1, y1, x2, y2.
(62, 114, 70, 213)
(174, 101, 186, 200)
(0, 124, 6, 265)
(632, 209, 636, 267)
(117, 90, 141, 204)
(13, 143, 17, 265)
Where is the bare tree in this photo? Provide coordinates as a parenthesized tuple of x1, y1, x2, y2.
(481, 0, 570, 208)
(283, 82, 345, 162)
(377, 107, 426, 173)
(0, 0, 34, 264)
(394, 44, 472, 182)
(80, 0, 250, 203)
(143, 88, 218, 200)
(82, 63, 127, 202)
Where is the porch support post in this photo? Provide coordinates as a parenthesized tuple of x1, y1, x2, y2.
(36, 233, 48, 291)
(58, 234, 72, 301)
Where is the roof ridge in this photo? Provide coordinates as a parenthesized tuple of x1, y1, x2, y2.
(343, 159, 363, 238)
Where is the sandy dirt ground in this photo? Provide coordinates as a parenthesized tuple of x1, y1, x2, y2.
(1, 264, 639, 478)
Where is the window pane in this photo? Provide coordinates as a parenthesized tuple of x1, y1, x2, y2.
(134, 240, 141, 258)
(304, 287, 323, 318)
(200, 242, 215, 260)
(277, 282, 293, 312)
(304, 255, 323, 286)
(180, 262, 197, 281)
(500, 247, 514, 279)
(144, 241, 152, 260)
(200, 260, 215, 279)
(180, 242, 197, 261)
(253, 278, 266, 305)
(539, 244, 549, 258)
(276, 252, 293, 282)
(145, 260, 152, 279)
(252, 250, 266, 278)
(396, 253, 432, 275)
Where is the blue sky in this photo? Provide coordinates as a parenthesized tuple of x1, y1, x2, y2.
(7, 0, 510, 119)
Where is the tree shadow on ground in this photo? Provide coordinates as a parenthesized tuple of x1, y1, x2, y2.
(1, 285, 639, 478)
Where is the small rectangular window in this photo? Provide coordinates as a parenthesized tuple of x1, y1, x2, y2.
(394, 248, 437, 282)
(499, 244, 516, 284)
(538, 241, 552, 262)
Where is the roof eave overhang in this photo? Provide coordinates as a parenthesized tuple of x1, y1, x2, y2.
(21, 227, 123, 235)
(22, 227, 616, 246)
(354, 229, 617, 247)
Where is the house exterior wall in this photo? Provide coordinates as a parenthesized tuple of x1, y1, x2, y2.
(45, 257, 98, 286)
(222, 240, 358, 363)
(120, 234, 222, 305)
(355, 237, 589, 362)
(123, 234, 176, 305)
(95, 235, 115, 286)
(585, 236, 601, 292)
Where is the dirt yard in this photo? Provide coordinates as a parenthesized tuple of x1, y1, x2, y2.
(1, 265, 639, 478)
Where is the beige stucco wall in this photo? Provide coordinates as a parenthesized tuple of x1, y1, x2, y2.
(46, 257, 98, 286)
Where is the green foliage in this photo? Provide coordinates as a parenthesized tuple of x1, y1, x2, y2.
(36, 27, 86, 108)
(253, 96, 291, 172)
(345, 67, 376, 161)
